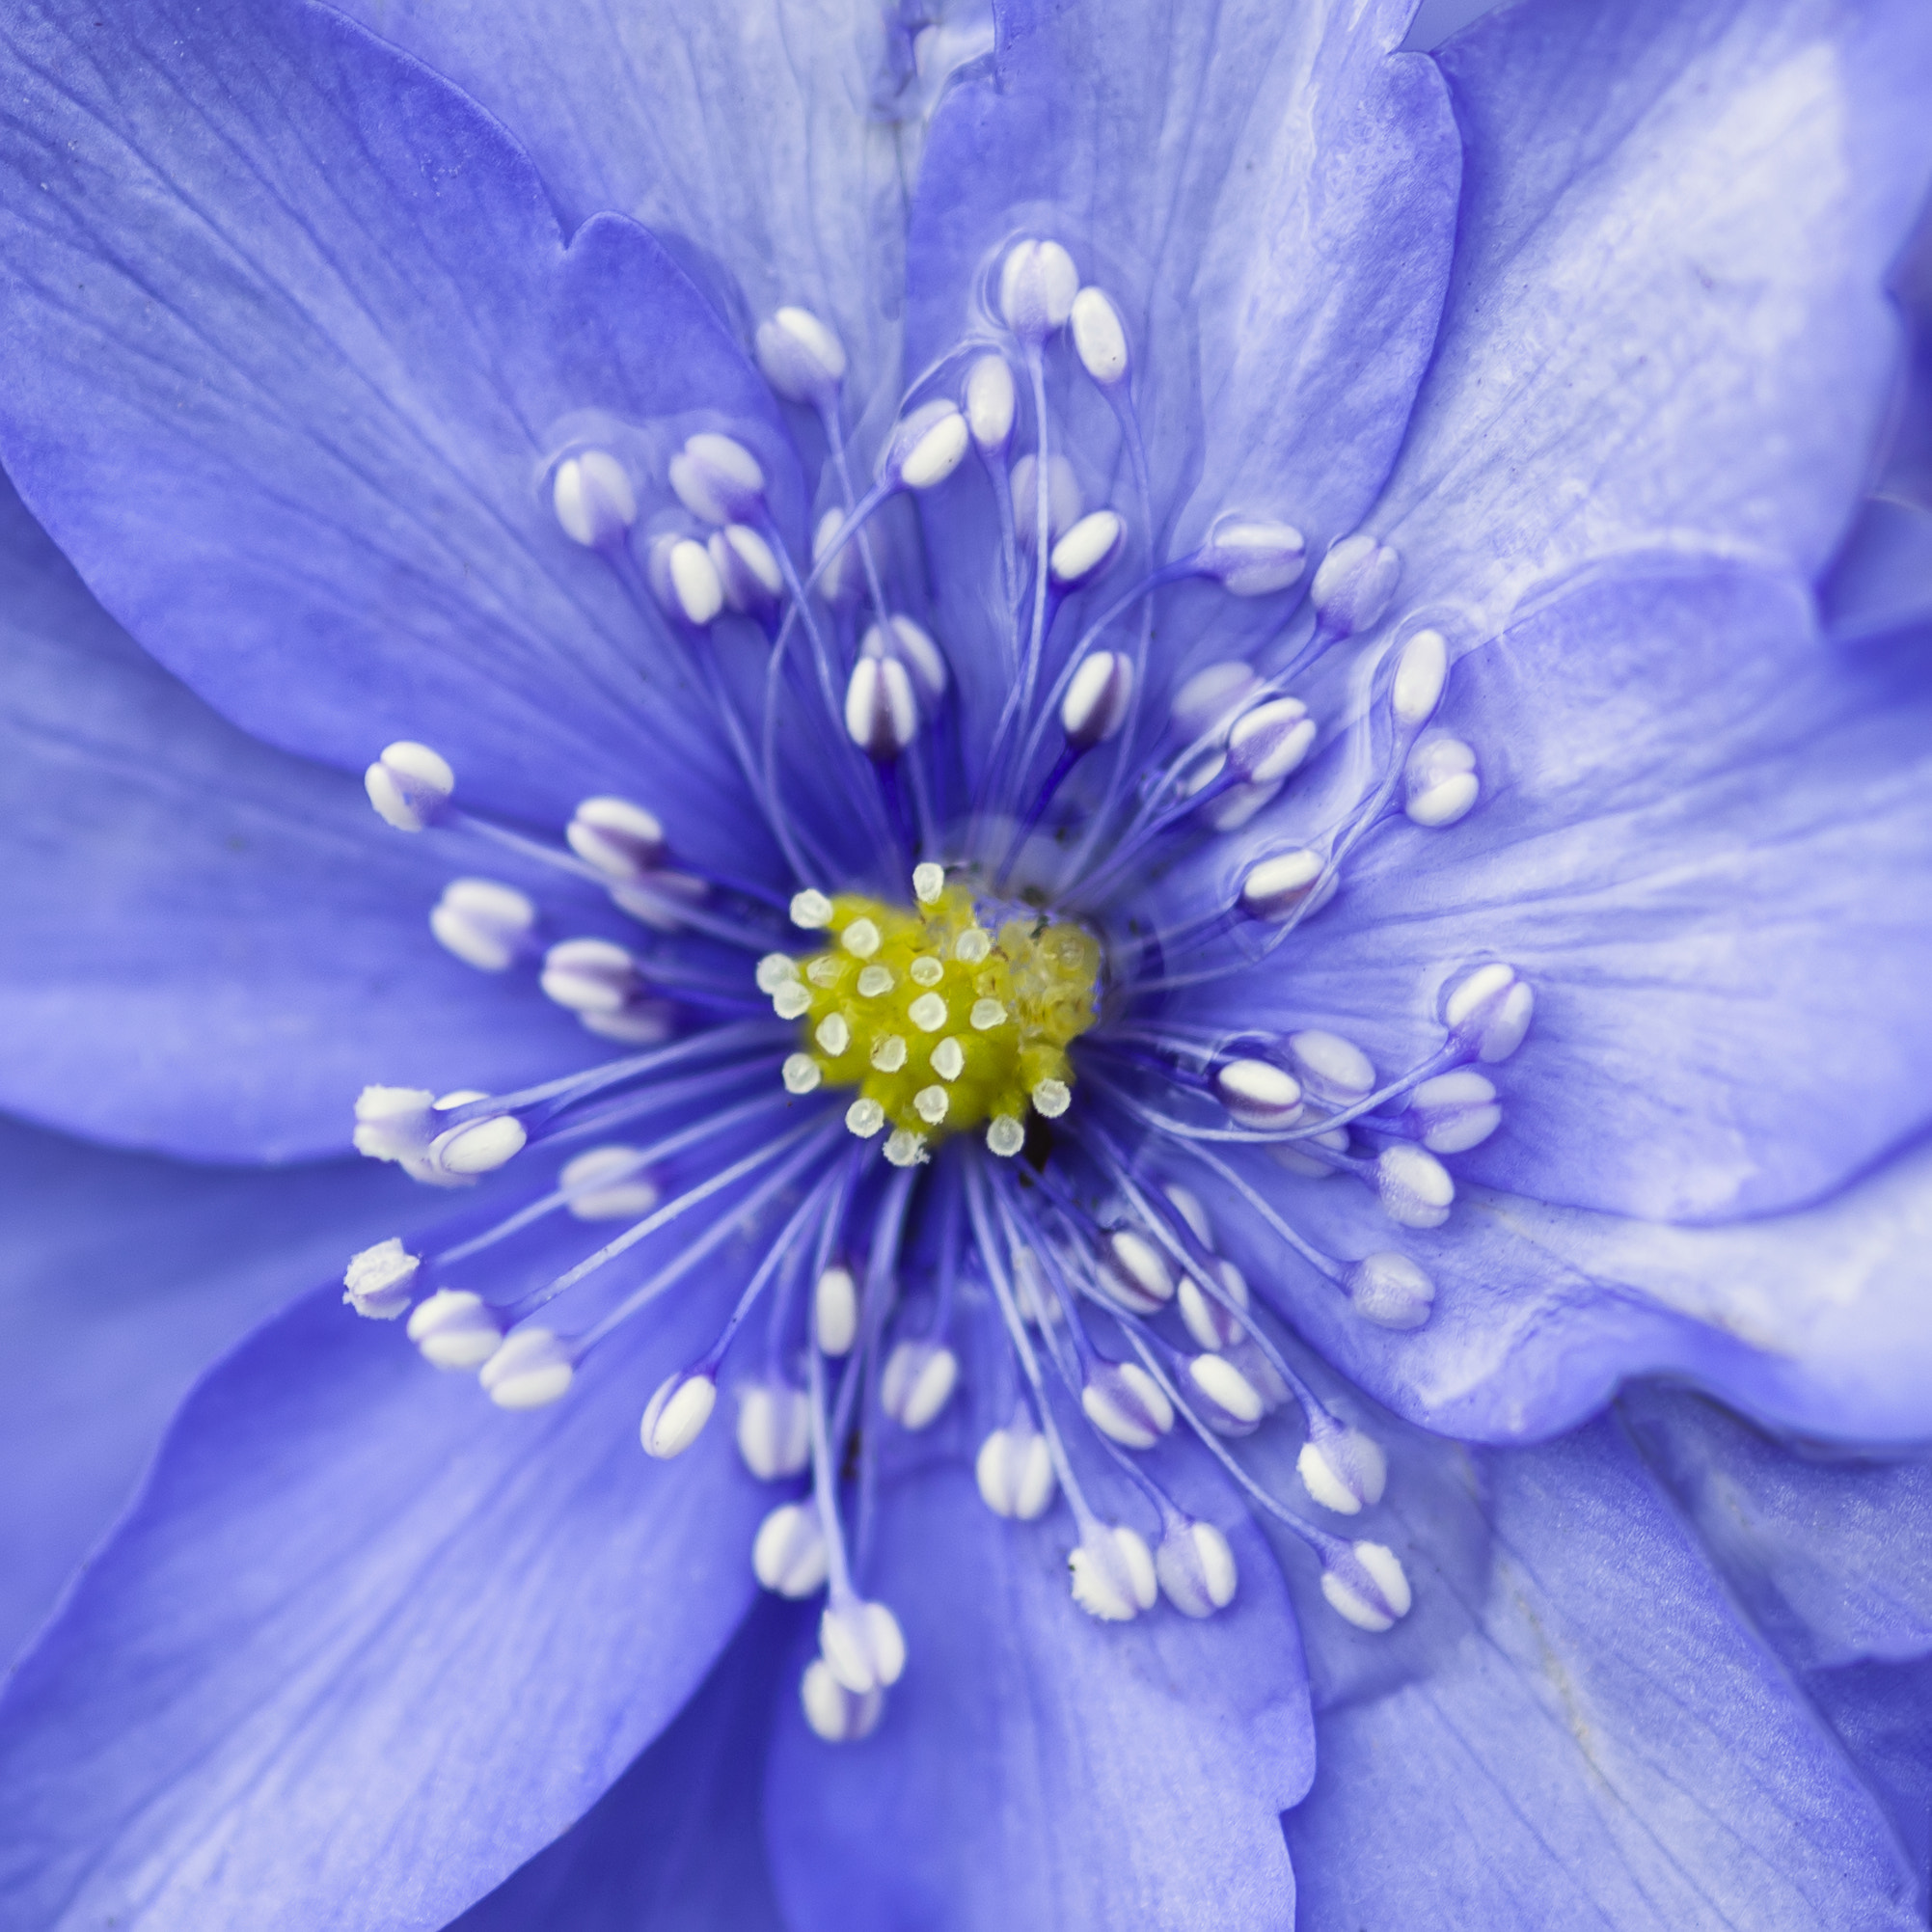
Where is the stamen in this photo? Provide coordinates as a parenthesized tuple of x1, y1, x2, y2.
(551, 449, 638, 550)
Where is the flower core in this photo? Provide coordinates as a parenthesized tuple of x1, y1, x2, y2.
(770, 876, 1100, 1160)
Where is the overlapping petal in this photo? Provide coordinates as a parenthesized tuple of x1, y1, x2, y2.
(0, 466, 607, 1161)
(764, 1463, 1312, 1932)
(0, 0, 795, 856)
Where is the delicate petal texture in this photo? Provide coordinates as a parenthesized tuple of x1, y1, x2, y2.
(765, 1465, 1312, 1932)
(0, 467, 601, 1161)
(1282, 1416, 1923, 1931)
(0, 1123, 436, 1663)
(1379, 0, 1932, 623)
(0, 0, 796, 851)
(326, 0, 911, 410)
(1820, 494, 1932, 640)
(452, 1600, 795, 1932)
(0, 1267, 766, 1931)
(1209, 561, 1932, 1222)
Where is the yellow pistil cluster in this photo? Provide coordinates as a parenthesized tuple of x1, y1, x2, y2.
(763, 866, 1102, 1165)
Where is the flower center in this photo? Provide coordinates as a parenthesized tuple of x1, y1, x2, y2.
(765, 866, 1101, 1165)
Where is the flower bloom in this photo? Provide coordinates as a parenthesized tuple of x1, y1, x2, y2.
(3, 0, 1932, 1926)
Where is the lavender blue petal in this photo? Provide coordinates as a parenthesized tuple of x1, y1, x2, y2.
(1820, 494, 1932, 641)
(1377, 0, 1932, 623)
(0, 1250, 768, 1930)
(764, 1463, 1312, 1932)
(0, 0, 795, 855)
(1280, 1415, 1924, 1931)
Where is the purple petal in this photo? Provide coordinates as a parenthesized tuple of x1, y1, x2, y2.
(764, 1464, 1313, 1931)
(1281, 1415, 1924, 1930)
(0, 1257, 767, 1928)
(0, 0, 795, 855)
(1820, 494, 1932, 641)
(0, 466, 606, 1161)
(1378, 0, 1932, 616)
(0, 1123, 441, 1665)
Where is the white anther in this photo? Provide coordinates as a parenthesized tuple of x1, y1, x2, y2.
(912, 1085, 949, 1126)
(888, 400, 970, 492)
(738, 1381, 812, 1480)
(428, 1111, 528, 1177)
(801, 1659, 884, 1743)
(1069, 1523, 1157, 1621)
(1392, 627, 1449, 726)
(912, 861, 945, 904)
(884, 1129, 930, 1168)
(1156, 1519, 1239, 1618)
(1214, 1058, 1303, 1130)
(1012, 1247, 1062, 1327)
(1288, 1029, 1376, 1103)
(791, 889, 834, 930)
(667, 431, 765, 525)
(1070, 285, 1129, 385)
(1179, 1257, 1250, 1351)
(407, 1290, 503, 1369)
(1298, 1425, 1389, 1517)
(364, 741, 453, 831)
(540, 938, 640, 1016)
(863, 614, 948, 707)
(649, 534, 723, 626)
(566, 797, 668, 882)
(351, 1085, 440, 1176)
(910, 956, 944, 987)
(1321, 1541, 1412, 1632)
(811, 507, 866, 611)
(1171, 661, 1261, 738)
(1312, 532, 1402, 639)
(342, 1237, 419, 1320)
(1163, 1182, 1211, 1245)
(559, 1145, 659, 1219)
(1240, 849, 1324, 922)
(845, 655, 919, 761)
(754, 1499, 830, 1597)
(1010, 452, 1082, 552)
(1443, 962, 1535, 1063)
(954, 928, 992, 965)
(1405, 735, 1479, 827)
(1049, 509, 1125, 586)
(479, 1327, 575, 1409)
(782, 1053, 824, 1094)
(1060, 650, 1134, 748)
(1098, 1229, 1173, 1313)
(552, 449, 637, 548)
(871, 1035, 908, 1073)
(1409, 1070, 1502, 1153)
(1081, 1362, 1175, 1450)
(640, 1369, 719, 1457)
(881, 1339, 960, 1430)
(997, 238, 1078, 338)
(986, 1116, 1025, 1156)
(774, 984, 812, 1020)
(756, 954, 800, 994)
(844, 1099, 885, 1140)
(1198, 518, 1308, 597)
(929, 1038, 965, 1082)
(820, 1596, 907, 1695)
(815, 1014, 852, 1057)
(1201, 776, 1283, 833)
(581, 1003, 674, 1046)
(1227, 697, 1315, 785)
(814, 1265, 859, 1354)
(429, 878, 535, 972)
(857, 966, 894, 998)
(969, 998, 1006, 1032)
(609, 869, 707, 935)
(909, 991, 948, 1033)
(1376, 1143, 1455, 1230)
(975, 1423, 1057, 1518)
(966, 353, 1017, 449)
(1187, 1350, 1266, 1426)
(710, 524, 784, 616)
(1031, 1078, 1071, 1119)
(754, 305, 848, 403)
(1346, 1250, 1436, 1329)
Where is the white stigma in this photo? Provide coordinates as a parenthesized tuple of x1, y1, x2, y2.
(552, 449, 637, 548)
(364, 741, 453, 832)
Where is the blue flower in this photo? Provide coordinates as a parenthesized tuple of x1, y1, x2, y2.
(2, 0, 1932, 1925)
